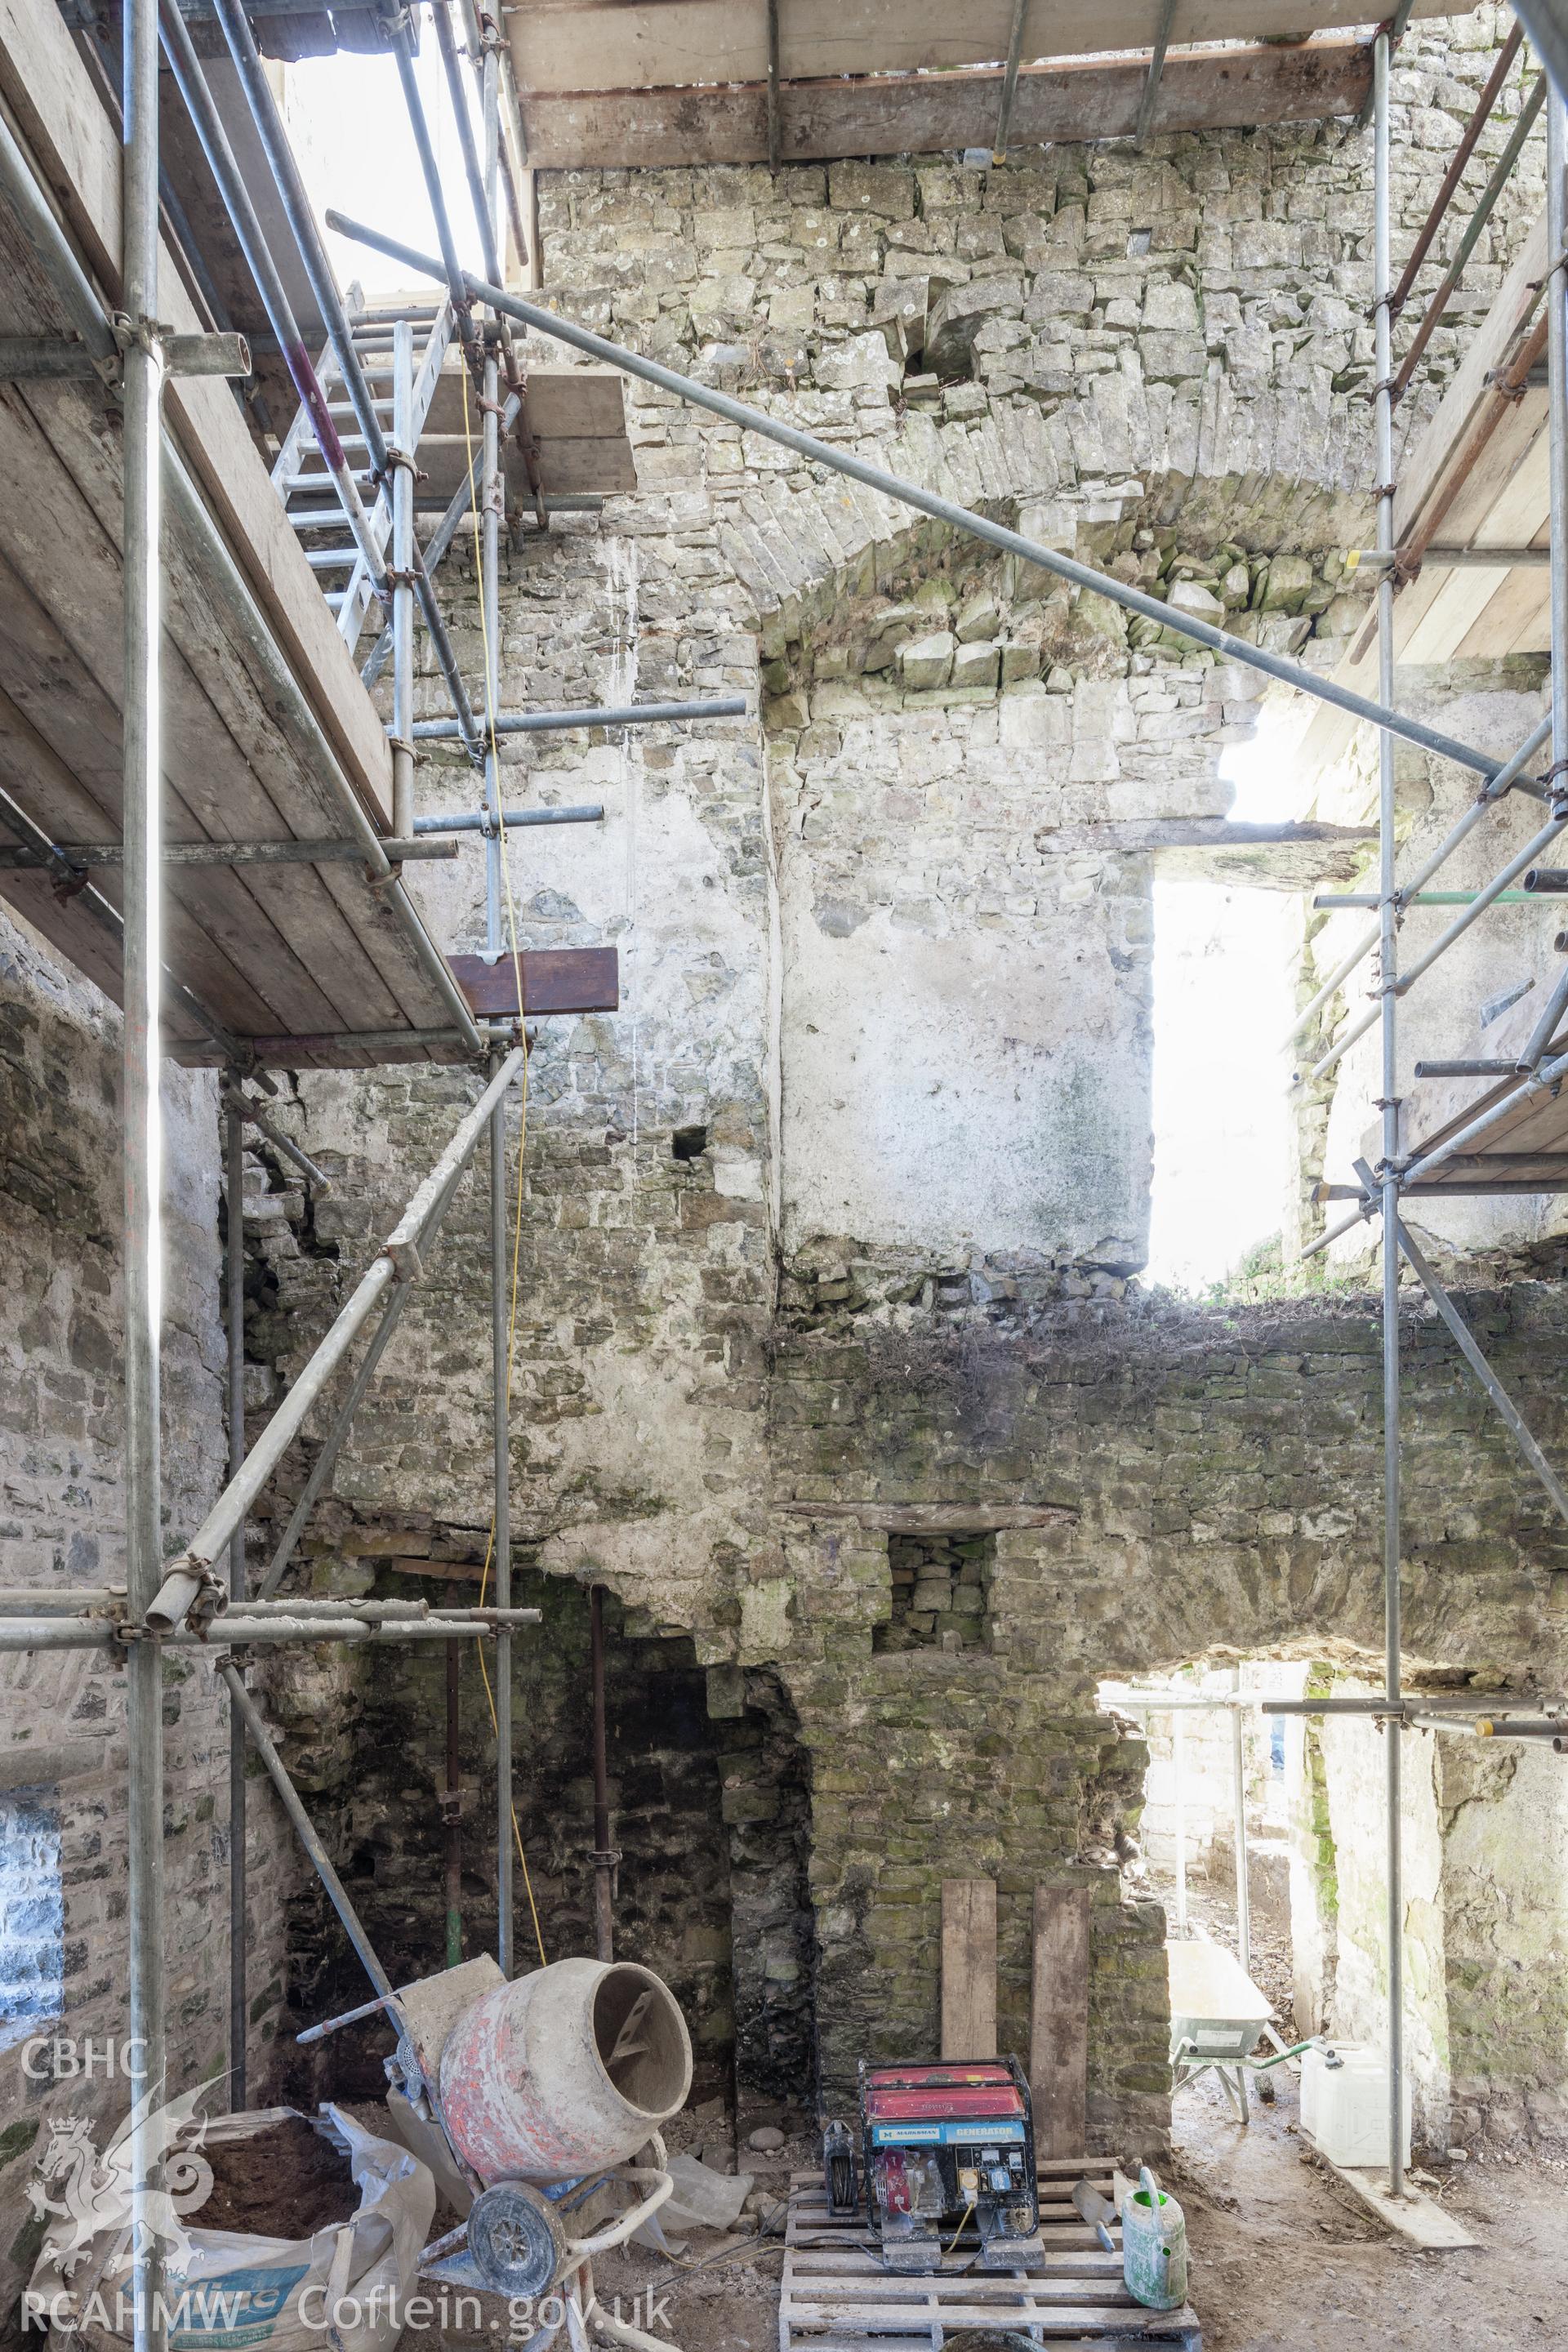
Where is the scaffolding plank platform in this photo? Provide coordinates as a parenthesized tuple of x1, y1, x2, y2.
(1392, 979, 1568, 1195)
(778, 2170, 1201, 2351)
(0, 0, 466, 1067)
(509, 0, 1463, 96)
(1298, 207, 1552, 786)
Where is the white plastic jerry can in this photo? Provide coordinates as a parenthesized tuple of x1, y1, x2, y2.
(1120, 2164, 1188, 2313)
(1300, 2042, 1412, 2168)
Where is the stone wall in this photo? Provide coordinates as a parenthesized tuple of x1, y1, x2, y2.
(223, 4, 1566, 2161)
(0, 906, 298, 2332)
(1438, 1735, 1568, 2145)
(764, 1282, 1568, 2142)
(0, 29, 1557, 2341)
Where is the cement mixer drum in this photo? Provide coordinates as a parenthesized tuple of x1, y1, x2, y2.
(439, 1955, 693, 2183)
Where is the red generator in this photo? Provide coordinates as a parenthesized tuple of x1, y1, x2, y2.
(829, 2056, 1043, 2272)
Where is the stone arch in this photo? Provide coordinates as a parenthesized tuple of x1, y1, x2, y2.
(739, 417, 1374, 1282)
(713, 391, 1375, 650)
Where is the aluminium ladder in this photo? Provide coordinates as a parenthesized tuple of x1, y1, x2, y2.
(270, 296, 457, 662)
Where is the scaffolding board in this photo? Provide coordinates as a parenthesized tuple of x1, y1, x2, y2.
(778, 2166, 1202, 2352)
(0, 0, 466, 1067)
(1298, 205, 1553, 787)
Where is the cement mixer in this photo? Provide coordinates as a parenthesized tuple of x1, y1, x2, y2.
(373, 1953, 692, 2349)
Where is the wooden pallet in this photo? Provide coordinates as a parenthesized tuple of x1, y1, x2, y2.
(778, 2162, 1201, 2352)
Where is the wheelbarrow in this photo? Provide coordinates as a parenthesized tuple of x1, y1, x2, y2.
(1166, 1940, 1320, 2123)
(336, 1954, 691, 2349)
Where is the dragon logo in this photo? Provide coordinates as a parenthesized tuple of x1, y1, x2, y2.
(26, 2081, 216, 2279)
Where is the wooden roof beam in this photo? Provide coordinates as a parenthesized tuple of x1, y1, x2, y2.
(515, 41, 1375, 170)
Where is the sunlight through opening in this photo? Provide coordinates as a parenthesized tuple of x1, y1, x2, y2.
(1146, 698, 1306, 1294)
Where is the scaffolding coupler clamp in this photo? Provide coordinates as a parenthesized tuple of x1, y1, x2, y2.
(365, 858, 405, 893)
(144, 1560, 229, 1637)
(1485, 364, 1532, 403)
(110, 310, 163, 359)
(381, 448, 425, 493)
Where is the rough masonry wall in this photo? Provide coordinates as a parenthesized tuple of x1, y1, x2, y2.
(764, 1283, 1568, 2140)
(0, 907, 297, 2327)
(230, 7, 1563, 2149)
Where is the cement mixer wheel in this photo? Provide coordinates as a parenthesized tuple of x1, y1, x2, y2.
(469, 2180, 566, 2298)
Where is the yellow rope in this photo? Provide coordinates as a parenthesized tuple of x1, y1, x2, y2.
(463, 360, 546, 1969)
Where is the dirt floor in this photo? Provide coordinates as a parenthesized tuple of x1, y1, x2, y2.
(383, 2073, 1568, 2352)
(585, 2087, 1568, 2352)
(198, 2114, 362, 2235)
(1171, 2063, 1568, 2351)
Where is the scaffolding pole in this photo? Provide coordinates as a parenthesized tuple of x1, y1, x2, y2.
(390, 316, 416, 838)
(1172, 1712, 1187, 1936)
(225, 1096, 247, 2112)
(149, 1050, 526, 1633)
(121, 0, 167, 2335)
(1231, 1670, 1250, 1976)
(1396, 1221, 1568, 1526)
(324, 211, 1512, 786)
(258, 1157, 472, 1599)
(590, 1583, 614, 1959)
(221, 1663, 399, 2011)
(1373, 27, 1406, 2203)
(479, 24, 516, 1981)
(492, 1051, 514, 1976)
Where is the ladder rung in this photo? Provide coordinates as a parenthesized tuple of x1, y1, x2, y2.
(282, 471, 375, 492)
(305, 547, 359, 569)
(327, 399, 394, 416)
(287, 506, 350, 528)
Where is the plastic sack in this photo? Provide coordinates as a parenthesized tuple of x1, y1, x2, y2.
(29, 2103, 435, 2352)
(660, 2151, 753, 2234)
